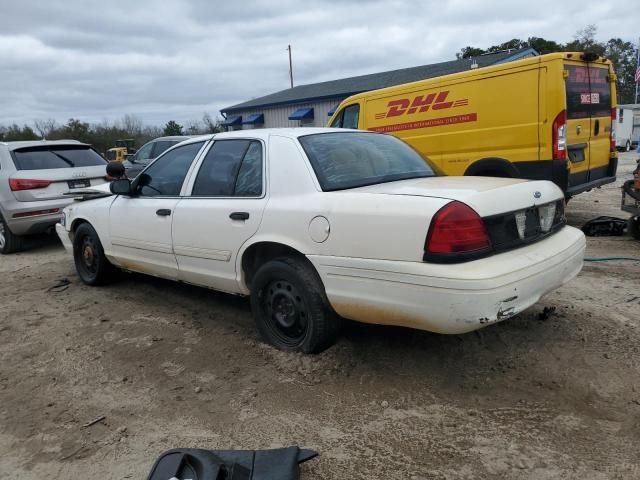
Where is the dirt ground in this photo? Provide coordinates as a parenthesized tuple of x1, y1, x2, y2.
(1, 153, 639, 480)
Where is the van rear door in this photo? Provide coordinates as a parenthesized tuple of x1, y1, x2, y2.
(564, 61, 613, 190)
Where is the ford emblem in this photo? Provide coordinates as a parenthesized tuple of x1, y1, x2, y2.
(534, 191, 541, 199)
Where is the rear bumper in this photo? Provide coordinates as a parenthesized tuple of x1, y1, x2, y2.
(2, 197, 74, 235)
(308, 226, 585, 334)
(566, 174, 616, 196)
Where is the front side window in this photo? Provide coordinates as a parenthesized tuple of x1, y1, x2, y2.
(12, 146, 106, 170)
(151, 140, 180, 158)
(299, 132, 436, 191)
(137, 141, 204, 197)
(135, 142, 154, 163)
(192, 140, 263, 197)
(330, 104, 360, 129)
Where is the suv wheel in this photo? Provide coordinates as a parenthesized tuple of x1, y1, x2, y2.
(73, 223, 118, 285)
(0, 215, 24, 254)
(250, 257, 340, 353)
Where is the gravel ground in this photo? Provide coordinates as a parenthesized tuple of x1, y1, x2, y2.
(1, 152, 639, 479)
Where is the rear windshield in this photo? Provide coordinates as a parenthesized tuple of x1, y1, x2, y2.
(298, 132, 436, 191)
(12, 146, 107, 171)
(565, 65, 612, 119)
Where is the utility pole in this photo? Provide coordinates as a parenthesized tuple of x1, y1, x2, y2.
(635, 37, 640, 104)
(287, 44, 294, 88)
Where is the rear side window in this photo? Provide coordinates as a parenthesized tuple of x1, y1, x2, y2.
(191, 140, 263, 197)
(12, 146, 106, 170)
(565, 65, 612, 119)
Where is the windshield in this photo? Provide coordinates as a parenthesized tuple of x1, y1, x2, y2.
(12, 146, 107, 170)
(298, 132, 436, 191)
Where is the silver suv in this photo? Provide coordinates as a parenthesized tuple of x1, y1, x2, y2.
(0, 140, 107, 254)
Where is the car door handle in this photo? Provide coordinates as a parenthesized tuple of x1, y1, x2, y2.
(594, 119, 600, 136)
(156, 209, 171, 216)
(229, 212, 250, 221)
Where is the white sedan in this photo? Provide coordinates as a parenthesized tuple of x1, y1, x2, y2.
(57, 128, 585, 353)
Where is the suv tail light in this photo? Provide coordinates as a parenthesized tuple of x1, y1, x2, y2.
(424, 201, 492, 263)
(9, 178, 51, 191)
(610, 107, 616, 153)
(552, 110, 567, 160)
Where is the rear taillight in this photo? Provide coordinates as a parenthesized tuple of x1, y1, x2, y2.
(552, 110, 567, 160)
(424, 201, 492, 263)
(9, 178, 51, 191)
(610, 107, 616, 153)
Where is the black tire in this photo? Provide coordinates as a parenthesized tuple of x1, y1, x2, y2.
(250, 257, 340, 353)
(73, 223, 118, 285)
(0, 214, 24, 254)
(629, 216, 640, 240)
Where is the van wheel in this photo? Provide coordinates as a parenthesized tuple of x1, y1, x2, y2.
(626, 141, 632, 152)
(73, 223, 118, 285)
(250, 257, 340, 353)
(0, 214, 24, 254)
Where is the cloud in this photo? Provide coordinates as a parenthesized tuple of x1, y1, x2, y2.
(0, 0, 636, 126)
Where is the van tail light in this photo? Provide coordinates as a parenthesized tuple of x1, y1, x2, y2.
(9, 178, 51, 191)
(424, 201, 492, 263)
(610, 107, 616, 153)
(552, 110, 567, 160)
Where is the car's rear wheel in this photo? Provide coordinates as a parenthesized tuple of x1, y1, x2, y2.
(250, 257, 340, 353)
(73, 223, 117, 285)
(0, 214, 24, 254)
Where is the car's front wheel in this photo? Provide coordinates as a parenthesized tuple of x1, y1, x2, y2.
(73, 223, 118, 285)
(0, 214, 24, 254)
(250, 257, 340, 353)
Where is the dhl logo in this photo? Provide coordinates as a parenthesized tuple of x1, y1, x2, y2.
(375, 91, 469, 120)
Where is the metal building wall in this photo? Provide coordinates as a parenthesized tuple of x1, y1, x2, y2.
(231, 98, 345, 130)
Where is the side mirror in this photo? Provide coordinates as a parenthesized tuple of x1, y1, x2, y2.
(110, 178, 132, 196)
(106, 161, 126, 179)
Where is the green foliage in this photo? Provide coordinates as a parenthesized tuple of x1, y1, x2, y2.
(163, 120, 184, 136)
(456, 25, 639, 104)
(0, 124, 39, 142)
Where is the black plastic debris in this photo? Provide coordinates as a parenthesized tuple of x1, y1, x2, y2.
(146, 446, 318, 480)
(581, 216, 628, 236)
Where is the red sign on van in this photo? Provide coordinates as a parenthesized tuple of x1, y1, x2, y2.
(375, 90, 469, 120)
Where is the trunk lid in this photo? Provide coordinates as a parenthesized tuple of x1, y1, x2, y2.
(349, 176, 564, 216)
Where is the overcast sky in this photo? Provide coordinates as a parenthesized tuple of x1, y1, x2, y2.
(1, 0, 638, 127)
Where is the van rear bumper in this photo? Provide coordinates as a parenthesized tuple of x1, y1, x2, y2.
(566, 174, 616, 196)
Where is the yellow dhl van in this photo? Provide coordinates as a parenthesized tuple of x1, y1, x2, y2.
(328, 52, 618, 196)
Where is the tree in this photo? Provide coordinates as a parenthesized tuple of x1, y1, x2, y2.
(120, 114, 143, 138)
(604, 38, 638, 104)
(33, 118, 56, 139)
(456, 46, 486, 60)
(526, 37, 563, 55)
(202, 112, 224, 133)
(163, 120, 184, 136)
(564, 24, 605, 55)
(0, 124, 39, 141)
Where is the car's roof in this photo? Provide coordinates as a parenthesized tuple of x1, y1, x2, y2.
(0, 139, 89, 152)
(184, 127, 363, 144)
(150, 135, 192, 141)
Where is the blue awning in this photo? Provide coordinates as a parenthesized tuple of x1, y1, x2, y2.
(288, 107, 314, 121)
(327, 104, 339, 116)
(223, 115, 242, 126)
(243, 113, 264, 125)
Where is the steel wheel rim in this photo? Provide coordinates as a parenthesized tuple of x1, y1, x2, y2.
(0, 221, 5, 250)
(262, 280, 308, 346)
(79, 235, 98, 276)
